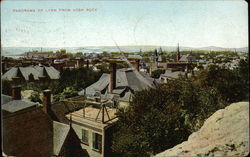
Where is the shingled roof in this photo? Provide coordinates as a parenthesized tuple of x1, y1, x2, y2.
(2, 65, 60, 81)
(78, 68, 156, 98)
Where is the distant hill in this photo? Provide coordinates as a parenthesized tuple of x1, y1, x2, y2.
(197, 46, 249, 52)
(1, 46, 248, 56)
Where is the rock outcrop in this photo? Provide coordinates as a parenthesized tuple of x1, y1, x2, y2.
(155, 102, 249, 157)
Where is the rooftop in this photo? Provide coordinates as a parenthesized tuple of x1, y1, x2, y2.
(79, 68, 156, 97)
(1, 94, 40, 113)
(2, 65, 60, 81)
(53, 121, 70, 155)
(65, 105, 118, 128)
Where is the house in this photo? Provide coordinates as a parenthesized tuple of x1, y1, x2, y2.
(165, 44, 197, 72)
(65, 99, 118, 157)
(78, 67, 157, 104)
(25, 51, 55, 59)
(159, 69, 186, 83)
(2, 87, 88, 157)
(37, 91, 117, 157)
(179, 54, 196, 62)
(2, 65, 60, 83)
(128, 54, 142, 71)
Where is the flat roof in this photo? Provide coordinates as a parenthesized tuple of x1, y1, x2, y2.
(2, 98, 39, 113)
(65, 105, 118, 129)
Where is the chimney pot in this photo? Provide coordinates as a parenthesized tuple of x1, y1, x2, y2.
(12, 86, 22, 100)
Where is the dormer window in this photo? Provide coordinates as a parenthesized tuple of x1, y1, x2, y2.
(29, 73, 35, 82)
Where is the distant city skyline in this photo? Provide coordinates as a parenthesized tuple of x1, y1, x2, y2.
(1, 0, 248, 48)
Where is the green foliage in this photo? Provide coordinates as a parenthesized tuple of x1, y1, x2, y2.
(195, 64, 247, 103)
(237, 58, 249, 99)
(142, 57, 150, 63)
(20, 67, 102, 102)
(112, 63, 249, 156)
(96, 63, 109, 73)
(52, 87, 78, 103)
(151, 69, 165, 78)
(55, 67, 101, 94)
(30, 91, 42, 103)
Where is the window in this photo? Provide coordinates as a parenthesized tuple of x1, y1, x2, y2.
(92, 132, 102, 152)
(82, 129, 89, 145)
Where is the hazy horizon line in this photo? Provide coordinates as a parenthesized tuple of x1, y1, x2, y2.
(1, 45, 248, 49)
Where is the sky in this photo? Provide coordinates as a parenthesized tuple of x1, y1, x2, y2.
(1, 0, 248, 48)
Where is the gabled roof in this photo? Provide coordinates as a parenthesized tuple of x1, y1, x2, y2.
(53, 121, 70, 155)
(44, 66, 60, 79)
(19, 66, 40, 80)
(78, 68, 155, 96)
(1, 67, 18, 80)
(2, 65, 60, 81)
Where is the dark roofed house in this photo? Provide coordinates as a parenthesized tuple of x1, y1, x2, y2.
(2, 65, 60, 83)
(78, 68, 156, 103)
(2, 88, 88, 157)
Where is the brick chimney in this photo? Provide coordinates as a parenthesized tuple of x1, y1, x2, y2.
(12, 86, 22, 100)
(136, 59, 140, 71)
(42, 90, 51, 114)
(12, 76, 22, 86)
(86, 60, 89, 68)
(109, 62, 117, 93)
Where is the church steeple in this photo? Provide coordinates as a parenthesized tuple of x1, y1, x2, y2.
(176, 43, 181, 62)
(158, 47, 162, 62)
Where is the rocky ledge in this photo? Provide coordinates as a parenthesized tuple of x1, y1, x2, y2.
(155, 102, 249, 157)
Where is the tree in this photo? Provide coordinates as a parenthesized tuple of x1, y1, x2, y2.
(151, 69, 165, 78)
(237, 57, 249, 100)
(112, 64, 247, 156)
(30, 91, 42, 103)
(195, 64, 247, 103)
(112, 84, 189, 157)
(51, 67, 102, 102)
